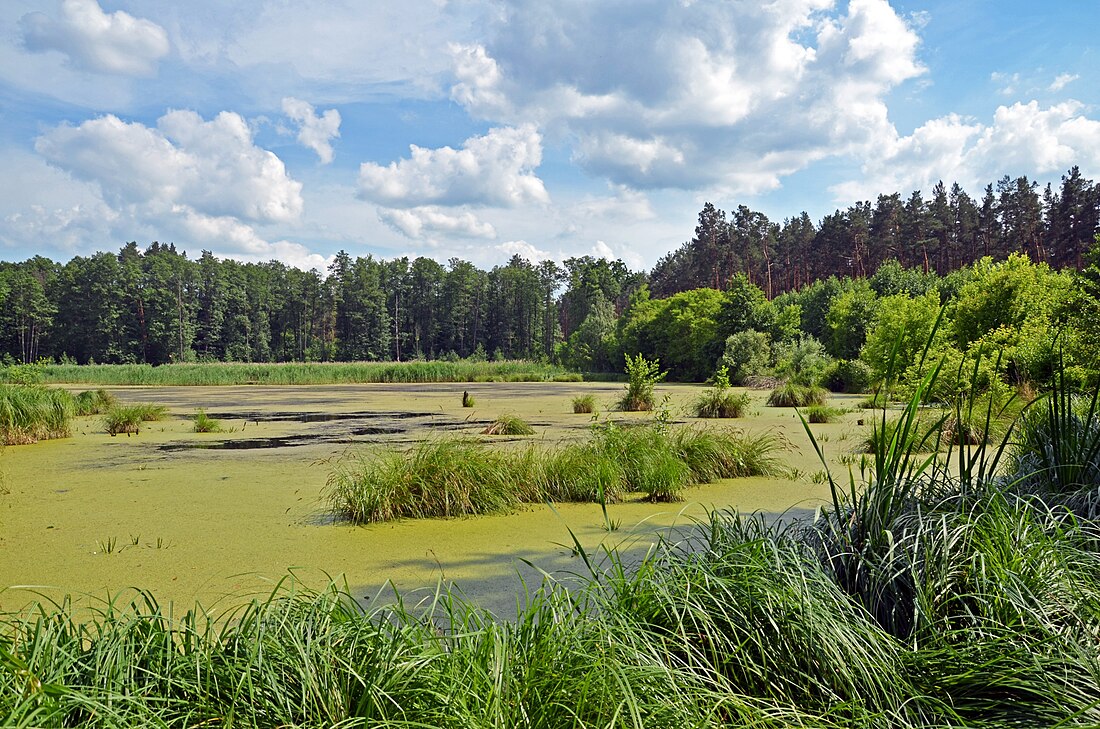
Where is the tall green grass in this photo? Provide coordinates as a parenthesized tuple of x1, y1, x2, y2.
(0, 385, 75, 444)
(327, 423, 789, 522)
(39, 360, 575, 386)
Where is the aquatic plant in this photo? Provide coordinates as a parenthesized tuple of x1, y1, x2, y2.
(73, 388, 117, 416)
(0, 384, 75, 444)
(572, 394, 596, 413)
(192, 409, 223, 433)
(804, 405, 844, 423)
(766, 382, 828, 408)
(618, 354, 665, 412)
(481, 414, 535, 436)
(327, 423, 786, 521)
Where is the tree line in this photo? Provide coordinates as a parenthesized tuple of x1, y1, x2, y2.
(1, 166, 1096, 374)
(651, 166, 1100, 298)
(0, 242, 641, 366)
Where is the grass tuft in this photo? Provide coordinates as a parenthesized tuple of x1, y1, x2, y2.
(73, 388, 117, 416)
(0, 384, 75, 444)
(767, 382, 828, 407)
(192, 409, 223, 433)
(692, 388, 750, 418)
(481, 414, 535, 436)
(572, 394, 596, 413)
(804, 405, 844, 423)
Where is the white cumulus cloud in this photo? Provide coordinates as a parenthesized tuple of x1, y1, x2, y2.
(448, 0, 925, 193)
(378, 206, 497, 240)
(358, 124, 549, 208)
(20, 0, 169, 76)
(24, 110, 317, 263)
(36, 110, 303, 223)
(832, 100, 1100, 201)
(282, 97, 341, 164)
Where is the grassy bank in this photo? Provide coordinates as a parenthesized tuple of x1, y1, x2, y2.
(37, 360, 579, 386)
(0, 385, 74, 444)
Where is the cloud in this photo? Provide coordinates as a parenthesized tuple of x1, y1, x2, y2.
(359, 124, 549, 207)
(20, 0, 169, 76)
(378, 206, 497, 239)
(1049, 73, 1079, 92)
(17, 110, 323, 265)
(494, 240, 552, 262)
(36, 110, 303, 223)
(282, 97, 341, 164)
(831, 100, 1100, 200)
(448, 0, 924, 193)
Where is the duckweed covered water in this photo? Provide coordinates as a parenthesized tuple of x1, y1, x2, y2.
(0, 382, 861, 615)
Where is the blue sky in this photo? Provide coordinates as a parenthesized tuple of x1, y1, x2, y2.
(1, 0, 1096, 272)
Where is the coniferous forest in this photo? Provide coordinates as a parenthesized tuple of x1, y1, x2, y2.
(2, 166, 1098, 387)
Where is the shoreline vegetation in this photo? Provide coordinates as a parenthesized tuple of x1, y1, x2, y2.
(31, 360, 582, 386)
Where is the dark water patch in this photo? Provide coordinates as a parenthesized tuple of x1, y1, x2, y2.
(207, 410, 435, 423)
(159, 436, 316, 451)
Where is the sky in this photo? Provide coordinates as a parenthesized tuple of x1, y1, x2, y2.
(0, 0, 1097, 273)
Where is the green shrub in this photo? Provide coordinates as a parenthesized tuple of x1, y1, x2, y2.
(618, 354, 665, 411)
(821, 359, 873, 393)
(767, 382, 828, 407)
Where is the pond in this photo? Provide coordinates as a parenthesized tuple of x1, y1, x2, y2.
(0, 381, 864, 616)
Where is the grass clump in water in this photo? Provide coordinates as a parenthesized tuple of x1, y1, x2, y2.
(103, 405, 146, 435)
(481, 414, 535, 436)
(0, 384, 75, 444)
(73, 388, 116, 416)
(804, 404, 844, 423)
(572, 394, 596, 413)
(327, 423, 786, 521)
(767, 382, 828, 407)
(692, 368, 750, 418)
(192, 409, 223, 433)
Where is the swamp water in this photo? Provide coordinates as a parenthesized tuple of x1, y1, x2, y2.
(0, 382, 863, 616)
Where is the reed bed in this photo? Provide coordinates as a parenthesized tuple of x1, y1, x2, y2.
(40, 360, 575, 386)
(0, 385, 75, 444)
(327, 423, 789, 522)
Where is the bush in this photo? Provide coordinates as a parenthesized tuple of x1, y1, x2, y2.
(618, 354, 665, 412)
(774, 335, 832, 385)
(821, 359, 873, 393)
(767, 383, 828, 407)
(720, 330, 771, 383)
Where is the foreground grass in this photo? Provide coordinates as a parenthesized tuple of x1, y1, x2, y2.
(40, 360, 578, 386)
(327, 423, 790, 522)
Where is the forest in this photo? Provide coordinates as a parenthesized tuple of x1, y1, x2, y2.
(1, 165, 1097, 387)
